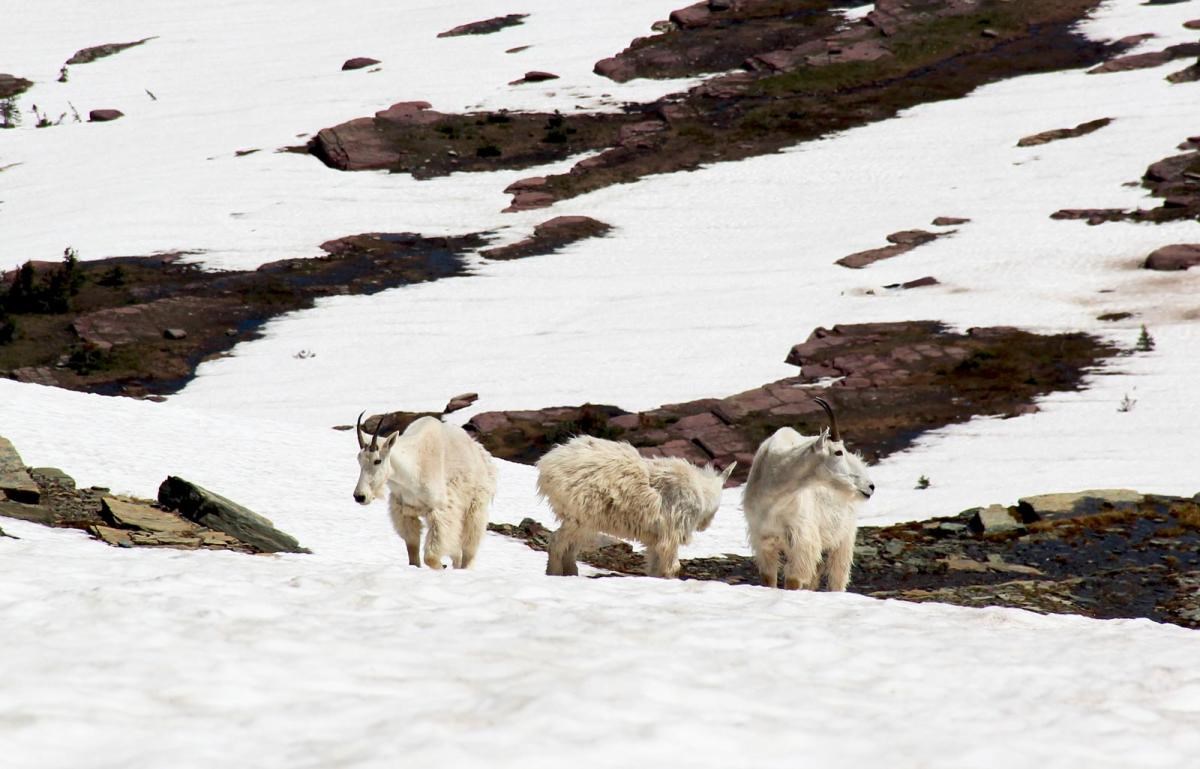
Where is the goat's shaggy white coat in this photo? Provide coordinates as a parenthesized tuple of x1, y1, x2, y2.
(536, 435, 734, 578)
(353, 416, 497, 569)
(742, 427, 873, 590)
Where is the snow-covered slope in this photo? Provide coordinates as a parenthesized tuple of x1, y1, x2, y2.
(2, 1, 1199, 766)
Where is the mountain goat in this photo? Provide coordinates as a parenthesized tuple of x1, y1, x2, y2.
(536, 435, 736, 578)
(742, 398, 874, 591)
(353, 412, 497, 569)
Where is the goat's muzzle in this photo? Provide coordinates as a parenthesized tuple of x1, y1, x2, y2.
(353, 493, 367, 505)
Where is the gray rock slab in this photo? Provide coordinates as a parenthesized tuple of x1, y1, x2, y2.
(102, 496, 198, 534)
(1017, 489, 1143, 522)
(0, 438, 40, 504)
(968, 504, 1024, 534)
(157, 476, 310, 554)
(0, 498, 54, 525)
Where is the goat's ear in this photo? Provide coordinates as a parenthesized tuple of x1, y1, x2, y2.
(720, 462, 737, 483)
(382, 431, 399, 452)
(814, 428, 830, 450)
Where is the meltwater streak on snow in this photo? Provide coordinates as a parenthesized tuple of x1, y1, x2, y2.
(0, 0, 697, 269)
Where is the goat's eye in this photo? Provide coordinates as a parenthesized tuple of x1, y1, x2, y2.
(834, 450, 844, 456)
(373, 459, 382, 466)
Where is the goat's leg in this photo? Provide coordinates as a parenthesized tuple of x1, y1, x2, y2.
(457, 498, 488, 570)
(649, 540, 681, 579)
(782, 533, 821, 591)
(824, 537, 855, 592)
(422, 508, 460, 570)
(387, 498, 423, 567)
(547, 521, 583, 576)
(753, 535, 782, 588)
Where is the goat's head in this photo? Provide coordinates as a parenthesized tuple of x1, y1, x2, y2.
(812, 397, 874, 499)
(696, 461, 737, 532)
(353, 411, 398, 505)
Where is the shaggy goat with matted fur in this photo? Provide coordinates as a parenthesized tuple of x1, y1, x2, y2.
(536, 435, 735, 578)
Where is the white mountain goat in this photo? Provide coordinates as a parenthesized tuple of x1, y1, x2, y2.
(742, 398, 874, 591)
(536, 435, 735, 578)
(353, 412, 497, 569)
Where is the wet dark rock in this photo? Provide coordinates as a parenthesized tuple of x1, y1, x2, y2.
(437, 14, 529, 38)
(931, 216, 970, 226)
(341, 57, 380, 71)
(838, 229, 949, 268)
(1017, 117, 1112, 147)
(481, 216, 611, 260)
(158, 476, 310, 554)
(88, 109, 124, 122)
(1144, 244, 1200, 271)
(510, 71, 559, 85)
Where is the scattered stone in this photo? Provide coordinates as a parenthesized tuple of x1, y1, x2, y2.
(162, 327, 187, 340)
(0, 74, 33, 100)
(969, 504, 1024, 535)
(0, 437, 40, 504)
(437, 14, 529, 37)
(341, 57, 380, 71)
(1017, 117, 1113, 147)
(0, 499, 53, 525)
(1016, 489, 1143, 522)
(943, 556, 989, 572)
(1144, 244, 1200, 271)
(931, 216, 970, 226)
(481, 216, 611, 260)
(502, 191, 556, 213)
(66, 38, 154, 65)
(1049, 208, 1129, 225)
(88, 109, 124, 122)
(900, 276, 939, 289)
(1185, 20, 1200, 31)
(1166, 58, 1200, 83)
(506, 45, 531, 54)
(443, 392, 479, 414)
(510, 71, 559, 85)
(157, 476, 310, 554)
(1097, 312, 1133, 322)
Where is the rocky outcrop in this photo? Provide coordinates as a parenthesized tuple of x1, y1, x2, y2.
(480, 216, 611, 260)
(1143, 244, 1200, 271)
(1053, 136, 1200, 225)
(1017, 117, 1112, 147)
(158, 476, 310, 554)
(492, 490, 1200, 628)
(65, 38, 154, 65)
(88, 109, 124, 122)
(1166, 58, 1200, 84)
(437, 14, 528, 38)
(1088, 42, 1200, 73)
(1, 233, 482, 398)
(837, 228, 950, 268)
(0, 437, 306, 554)
(461, 322, 1116, 481)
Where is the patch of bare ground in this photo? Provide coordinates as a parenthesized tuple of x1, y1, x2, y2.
(490, 490, 1200, 629)
(358, 322, 1117, 485)
(306, 0, 1125, 211)
(0, 234, 486, 397)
